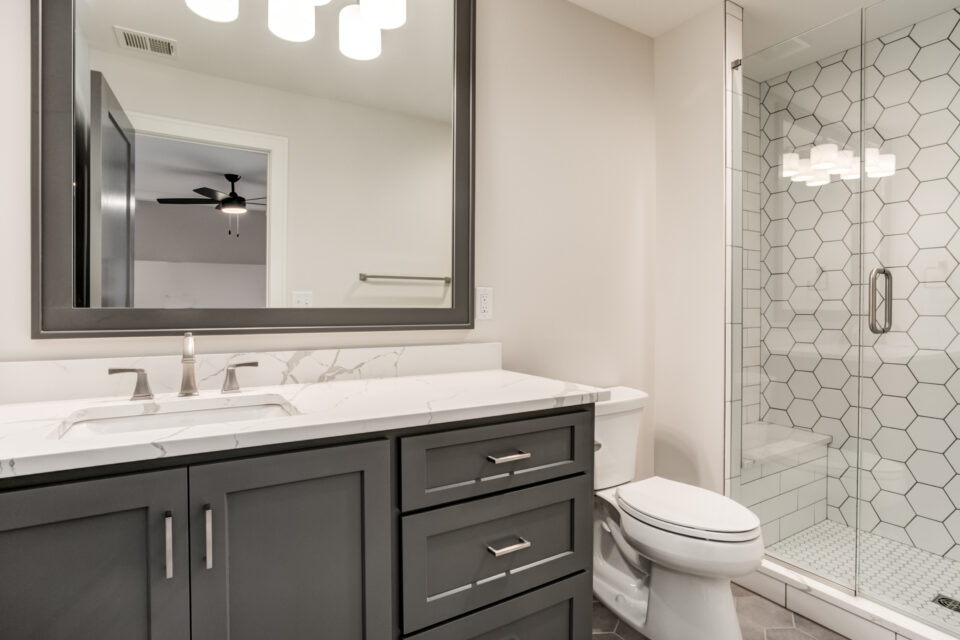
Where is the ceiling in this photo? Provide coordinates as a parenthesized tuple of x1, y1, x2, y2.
(77, 0, 453, 122)
(566, 0, 960, 58)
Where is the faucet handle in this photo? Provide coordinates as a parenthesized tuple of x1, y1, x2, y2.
(108, 368, 154, 401)
(221, 361, 258, 394)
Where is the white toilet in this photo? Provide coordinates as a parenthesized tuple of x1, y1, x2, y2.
(594, 388, 764, 640)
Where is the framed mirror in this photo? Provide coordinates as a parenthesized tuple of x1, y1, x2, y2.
(32, 0, 474, 337)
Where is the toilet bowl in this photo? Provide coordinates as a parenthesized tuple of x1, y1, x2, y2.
(594, 388, 764, 640)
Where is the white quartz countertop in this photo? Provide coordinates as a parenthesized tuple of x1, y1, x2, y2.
(0, 369, 607, 479)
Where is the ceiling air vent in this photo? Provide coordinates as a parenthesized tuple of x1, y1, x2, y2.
(114, 26, 177, 58)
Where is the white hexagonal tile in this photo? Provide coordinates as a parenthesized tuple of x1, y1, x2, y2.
(946, 440, 960, 472)
(815, 181, 851, 213)
(788, 64, 819, 91)
(813, 388, 848, 419)
(910, 282, 958, 314)
(875, 331, 918, 364)
(918, 76, 960, 114)
(876, 234, 919, 266)
(789, 180, 820, 204)
(911, 212, 957, 248)
(946, 474, 960, 506)
(765, 328, 796, 356)
(788, 370, 819, 400)
(874, 458, 917, 493)
(789, 86, 821, 119)
(884, 135, 922, 167)
(876, 427, 917, 460)
(788, 314, 820, 342)
(909, 349, 958, 383)
(788, 258, 820, 286)
(765, 218, 794, 246)
(874, 396, 918, 429)
(819, 271, 853, 303)
(789, 286, 821, 315)
(789, 229, 820, 259)
(912, 316, 958, 349)
(947, 368, 960, 402)
(788, 115, 819, 147)
(765, 273, 794, 300)
(914, 11, 959, 46)
(861, 377, 883, 408)
(875, 363, 918, 396)
(892, 299, 920, 333)
(907, 517, 955, 554)
(816, 63, 851, 96)
(875, 171, 918, 207)
(912, 145, 959, 181)
(946, 511, 960, 543)
(815, 241, 850, 270)
(914, 40, 960, 81)
(787, 398, 819, 427)
(908, 450, 956, 485)
(876, 202, 918, 235)
(816, 300, 850, 328)
(912, 179, 959, 215)
(816, 417, 848, 447)
(876, 38, 920, 75)
(907, 416, 955, 453)
(765, 191, 794, 219)
(818, 92, 851, 124)
(814, 358, 850, 390)
(876, 70, 919, 107)
(789, 343, 819, 371)
(814, 329, 849, 359)
(873, 490, 914, 526)
(912, 109, 959, 146)
(877, 103, 921, 139)
(907, 483, 954, 520)
(912, 250, 957, 285)
(790, 201, 820, 230)
(766, 246, 794, 274)
(764, 381, 793, 409)
(815, 211, 850, 242)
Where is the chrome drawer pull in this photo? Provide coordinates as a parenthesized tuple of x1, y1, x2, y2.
(487, 537, 532, 557)
(204, 505, 214, 570)
(486, 451, 532, 464)
(164, 511, 174, 580)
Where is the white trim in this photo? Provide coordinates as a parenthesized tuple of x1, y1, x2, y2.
(126, 112, 289, 306)
(735, 559, 959, 640)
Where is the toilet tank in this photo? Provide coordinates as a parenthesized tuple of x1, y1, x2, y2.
(594, 387, 649, 490)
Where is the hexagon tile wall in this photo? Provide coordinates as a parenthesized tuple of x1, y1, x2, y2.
(746, 9, 960, 559)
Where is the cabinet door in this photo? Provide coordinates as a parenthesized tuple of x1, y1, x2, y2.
(189, 440, 392, 640)
(0, 469, 190, 640)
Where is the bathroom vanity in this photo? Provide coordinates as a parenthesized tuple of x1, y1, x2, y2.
(0, 366, 600, 640)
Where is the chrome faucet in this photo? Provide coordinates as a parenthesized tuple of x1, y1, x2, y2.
(179, 332, 199, 397)
(108, 368, 154, 401)
(221, 361, 259, 394)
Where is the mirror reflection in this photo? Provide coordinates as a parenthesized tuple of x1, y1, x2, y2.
(74, 0, 454, 309)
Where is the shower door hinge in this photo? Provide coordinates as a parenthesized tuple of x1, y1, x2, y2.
(731, 58, 742, 70)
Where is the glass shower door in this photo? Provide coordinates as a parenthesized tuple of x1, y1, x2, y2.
(857, 0, 960, 631)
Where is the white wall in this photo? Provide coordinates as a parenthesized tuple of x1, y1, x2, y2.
(653, 5, 728, 492)
(134, 261, 266, 309)
(0, 0, 656, 410)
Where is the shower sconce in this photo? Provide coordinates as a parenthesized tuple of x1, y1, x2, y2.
(782, 145, 895, 186)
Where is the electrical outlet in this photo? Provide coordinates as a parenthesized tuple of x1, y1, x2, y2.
(292, 291, 313, 307)
(476, 287, 493, 320)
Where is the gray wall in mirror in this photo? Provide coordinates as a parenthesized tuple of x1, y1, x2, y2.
(33, 0, 474, 336)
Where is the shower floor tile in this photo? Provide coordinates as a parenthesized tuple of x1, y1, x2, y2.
(769, 519, 960, 633)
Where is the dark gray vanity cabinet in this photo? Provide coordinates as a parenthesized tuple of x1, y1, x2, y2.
(0, 469, 191, 640)
(188, 440, 392, 640)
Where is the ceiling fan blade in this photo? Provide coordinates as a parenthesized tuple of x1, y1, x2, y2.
(246, 196, 268, 201)
(194, 187, 228, 201)
(157, 198, 219, 204)
(248, 202, 267, 207)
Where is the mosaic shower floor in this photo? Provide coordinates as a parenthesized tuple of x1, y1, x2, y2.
(769, 519, 960, 633)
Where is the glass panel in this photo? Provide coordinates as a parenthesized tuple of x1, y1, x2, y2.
(859, 0, 960, 633)
(731, 9, 863, 591)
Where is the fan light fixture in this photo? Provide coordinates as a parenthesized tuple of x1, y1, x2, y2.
(185, 0, 238, 23)
(268, 0, 318, 42)
(359, 0, 406, 30)
(220, 198, 247, 214)
(339, 4, 382, 61)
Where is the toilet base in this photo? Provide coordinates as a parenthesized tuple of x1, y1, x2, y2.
(641, 563, 741, 640)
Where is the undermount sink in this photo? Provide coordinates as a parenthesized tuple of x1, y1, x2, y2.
(54, 394, 298, 440)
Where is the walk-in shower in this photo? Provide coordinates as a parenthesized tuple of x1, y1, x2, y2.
(729, 0, 960, 634)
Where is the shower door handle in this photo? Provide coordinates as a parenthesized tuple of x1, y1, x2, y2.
(869, 267, 893, 334)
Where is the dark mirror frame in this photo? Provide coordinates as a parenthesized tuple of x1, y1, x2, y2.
(32, 0, 475, 338)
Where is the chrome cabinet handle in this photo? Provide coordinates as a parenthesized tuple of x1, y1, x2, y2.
(486, 451, 532, 464)
(487, 537, 532, 557)
(204, 505, 213, 570)
(164, 511, 174, 580)
(869, 267, 893, 334)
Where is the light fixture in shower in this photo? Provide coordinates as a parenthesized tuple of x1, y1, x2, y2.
(782, 145, 895, 186)
(185, 0, 239, 22)
(268, 0, 329, 42)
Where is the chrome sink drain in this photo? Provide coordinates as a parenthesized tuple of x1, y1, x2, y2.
(933, 594, 960, 612)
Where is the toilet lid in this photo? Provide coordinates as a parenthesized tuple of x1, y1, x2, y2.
(616, 477, 761, 542)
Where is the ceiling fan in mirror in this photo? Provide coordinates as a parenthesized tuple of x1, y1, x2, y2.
(156, 173, 265, 237)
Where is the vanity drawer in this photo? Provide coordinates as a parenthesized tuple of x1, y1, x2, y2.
(400, 408, 593, 511)
(405, 572, 591, 640)
(401, 474, 592, 633)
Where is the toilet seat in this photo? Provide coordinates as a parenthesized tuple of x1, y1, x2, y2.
(615, 476, 761, 543)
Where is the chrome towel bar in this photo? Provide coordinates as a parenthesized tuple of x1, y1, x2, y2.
(359, 273, 451, 284)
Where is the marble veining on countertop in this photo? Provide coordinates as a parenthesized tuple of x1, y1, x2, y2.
(0, 369, 606, 479)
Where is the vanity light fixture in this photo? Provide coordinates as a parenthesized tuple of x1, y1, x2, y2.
(810, 143, 838, 171)
(782, 146, 894, 186)
(185, 0, 239, 22)
(339, 4, 382, 61)
(268, 0, 320, 42)
(359, 0, 406, 30)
